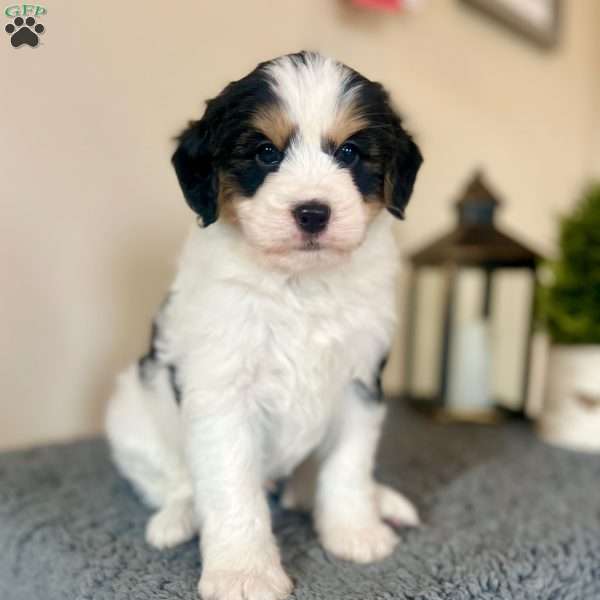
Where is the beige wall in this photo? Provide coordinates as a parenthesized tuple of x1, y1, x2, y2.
(1, 0, 599, 449)
(592, 31, 600, 178)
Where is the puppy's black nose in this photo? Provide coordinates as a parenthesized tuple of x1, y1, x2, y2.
(292, 202, 331, 235)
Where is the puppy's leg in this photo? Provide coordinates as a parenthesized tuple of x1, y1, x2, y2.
(185, 401, 292, 600)
(314, 385, 401, 563)
(107, 365, 198, 548)
(283, 462, 419, 528)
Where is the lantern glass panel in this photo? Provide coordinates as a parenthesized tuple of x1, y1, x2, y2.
(489, 269, 535, 410)
(446, 267, 492, 413)
(408, 267, 445, 400)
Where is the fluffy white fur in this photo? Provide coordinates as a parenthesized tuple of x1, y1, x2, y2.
(106, 53, 419, 600)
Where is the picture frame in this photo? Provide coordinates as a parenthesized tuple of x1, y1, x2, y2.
(460, 0, 561, 49)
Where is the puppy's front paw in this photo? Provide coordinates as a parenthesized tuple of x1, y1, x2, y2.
(198, 564, 293, 600)
(320, 520, 398, 563)
(145, 499, 196, 549)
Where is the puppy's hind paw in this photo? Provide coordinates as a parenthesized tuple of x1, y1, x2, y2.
(145, 498, 197, 549)
(198, 564, 293, 600)
(376, 484, 420, 528)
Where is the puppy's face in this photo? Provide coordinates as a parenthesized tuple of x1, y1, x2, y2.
(172, 52, 422, 272)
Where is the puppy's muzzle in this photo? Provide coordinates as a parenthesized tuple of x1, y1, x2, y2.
(292, 201, 331, 235)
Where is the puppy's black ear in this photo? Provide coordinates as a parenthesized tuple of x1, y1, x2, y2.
(171, 120, 219, 227)
(385, 134, 423, 220)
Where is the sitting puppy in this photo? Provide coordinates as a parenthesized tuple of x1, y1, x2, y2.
(106, 51, 423, 600)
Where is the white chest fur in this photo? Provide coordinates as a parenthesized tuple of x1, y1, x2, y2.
(251, 276, 385, 478)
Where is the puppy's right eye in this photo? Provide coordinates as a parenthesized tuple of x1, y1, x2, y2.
(334, 142, 360, 168)
(256, 143, 283, 167)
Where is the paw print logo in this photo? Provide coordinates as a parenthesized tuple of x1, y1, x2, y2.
(5, 16, 45, 48)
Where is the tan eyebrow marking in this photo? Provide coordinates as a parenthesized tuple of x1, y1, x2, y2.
(326, 101, 369, 148)
(251, 105, 295, 149)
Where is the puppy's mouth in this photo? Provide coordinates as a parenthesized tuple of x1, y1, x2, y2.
(300, 237, 321, 252)
(293, 236, 355, 255)
(260, 234, 354, 258)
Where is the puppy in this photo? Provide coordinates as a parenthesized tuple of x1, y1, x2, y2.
(106, 51, 423, 600)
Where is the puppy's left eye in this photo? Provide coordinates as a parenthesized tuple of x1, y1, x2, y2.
(335, 142, 360, 168)
(256, 143, 283, 167)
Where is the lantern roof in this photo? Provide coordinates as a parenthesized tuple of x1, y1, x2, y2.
(410, 171, 541, 268)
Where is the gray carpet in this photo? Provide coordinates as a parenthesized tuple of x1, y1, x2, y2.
(1, 402, 600, 600)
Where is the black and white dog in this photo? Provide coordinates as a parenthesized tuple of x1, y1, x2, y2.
(106, 51, 423, 600)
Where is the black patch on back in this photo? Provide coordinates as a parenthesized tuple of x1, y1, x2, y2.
(138, 320, 159, 382)
(167, 364, 182, 405)
(137, 294, 182, 405)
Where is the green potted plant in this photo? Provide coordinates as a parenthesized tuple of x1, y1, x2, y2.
(538, 183, 600, 452)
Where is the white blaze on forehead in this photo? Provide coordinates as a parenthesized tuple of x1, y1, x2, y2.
(265, 54, 359, 144)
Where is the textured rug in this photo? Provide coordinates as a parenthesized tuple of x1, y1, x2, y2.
(1, 402, 600, 600)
